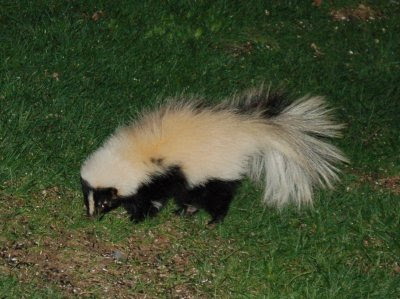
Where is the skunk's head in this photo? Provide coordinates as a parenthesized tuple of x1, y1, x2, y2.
(80, 133, 154, 218)
(80, 177, 122, 217)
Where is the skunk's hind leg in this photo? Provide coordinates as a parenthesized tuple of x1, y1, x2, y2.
(173, 188, 199, 217)
(188, 180, 240, 225)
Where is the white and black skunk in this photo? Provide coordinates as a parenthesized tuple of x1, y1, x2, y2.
(80, 87, 348, 224)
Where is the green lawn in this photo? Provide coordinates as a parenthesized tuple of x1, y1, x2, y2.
(1, 1, 399, 298)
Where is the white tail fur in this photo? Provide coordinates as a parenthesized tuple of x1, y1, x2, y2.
(246, 95, 348, 207)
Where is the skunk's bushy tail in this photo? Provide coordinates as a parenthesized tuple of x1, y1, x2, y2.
(232, 87, 348, 207)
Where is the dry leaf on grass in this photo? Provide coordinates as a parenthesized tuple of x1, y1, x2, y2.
(313, 0, 322, 7)
(92, 10, 106, 22)
(223, 41, 254, 57)
(394, 262, 400, 274)
(52, 72, 60, 81)
(310, 43, 324, 56)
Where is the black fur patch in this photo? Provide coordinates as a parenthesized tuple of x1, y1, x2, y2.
(150, 157, 165, 166)
(94, 187, 120, 217)
(236, 90, 290, 118)
(119, 166, 240, 224)
(121, 166, 187, 222)
(80, 177, 91, 215)
(82, 167, 241, 223)
(175, 179, 240, 224)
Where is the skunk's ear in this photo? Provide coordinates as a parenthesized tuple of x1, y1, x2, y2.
(111, 188, 118, 200)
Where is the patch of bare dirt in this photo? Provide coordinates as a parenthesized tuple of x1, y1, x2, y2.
(376, 176, 400, 195)
(0, 189, 234, 297)
(40, 186, 62, 199)
(347, 169, 400, 195)
(330, 4, 382, 22)
(0, 216, 216, 298)
(1, 228, 198, 297)
(360, 174, 400, 195)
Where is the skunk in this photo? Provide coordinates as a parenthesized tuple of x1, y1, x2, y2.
(80, 87, 348, 224)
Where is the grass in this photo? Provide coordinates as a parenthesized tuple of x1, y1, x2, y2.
(1, 0, 399, 298)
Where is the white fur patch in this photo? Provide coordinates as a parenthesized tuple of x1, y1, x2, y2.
(80, 137, 151, 197)
(88, 191, 95, 216)
(151, 201, 163, 210)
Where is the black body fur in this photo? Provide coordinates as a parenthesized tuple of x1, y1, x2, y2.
(235, 90, 289, 118)
(81, 166, 239, 224)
